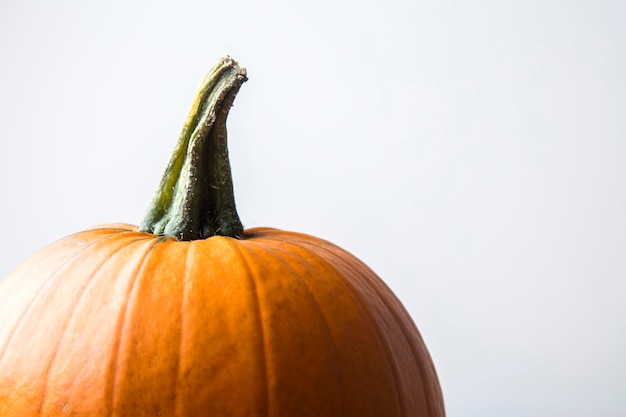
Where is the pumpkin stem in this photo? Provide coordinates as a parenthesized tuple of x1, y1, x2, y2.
(140, 56, 247, 240)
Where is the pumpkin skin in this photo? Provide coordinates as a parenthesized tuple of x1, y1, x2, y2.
(0, 224, 444, 417)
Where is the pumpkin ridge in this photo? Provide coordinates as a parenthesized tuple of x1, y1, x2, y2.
(173, 241, 193, 417)
(252, 241, 344, 415)
(222, 239, 270, 417)
(37, 235, 153, 416)
(274, 237, 405, 416)
(0, 230, 129, 371)
(356, 268, 444, 417)
(301, 240, 445, 417)
(108, 237, 168, 417)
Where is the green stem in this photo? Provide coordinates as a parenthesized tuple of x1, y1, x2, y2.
(140, 56, 247, 240)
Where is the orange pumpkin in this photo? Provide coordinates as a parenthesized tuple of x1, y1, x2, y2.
(0, 56, 445, 417)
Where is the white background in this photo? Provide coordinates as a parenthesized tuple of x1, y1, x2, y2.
(1, 1, 625, 415)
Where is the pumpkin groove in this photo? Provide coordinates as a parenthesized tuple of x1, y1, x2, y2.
(0, 230, 128, 364)
(53, 235, 158, 417)
(304, 237, 443, 416)
(257, 232, 408, 416)
(259, 242, 342, 381)
(171, 240, 192, 417)
(285, 235, 439, 416)
(108, 237, 169, 417)
(0, 231, 150, 416)
(239, 237, 348, 416)
(38, 236, 154, 416)
(0, 229, 128, 362)
(225, 240, 272, 417)
(111, 237, 185, 417)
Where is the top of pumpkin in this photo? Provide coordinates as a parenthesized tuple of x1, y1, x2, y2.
(140, 56, 247, 241)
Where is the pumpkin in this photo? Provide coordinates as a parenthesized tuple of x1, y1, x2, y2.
(0, 56, 445, 417)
